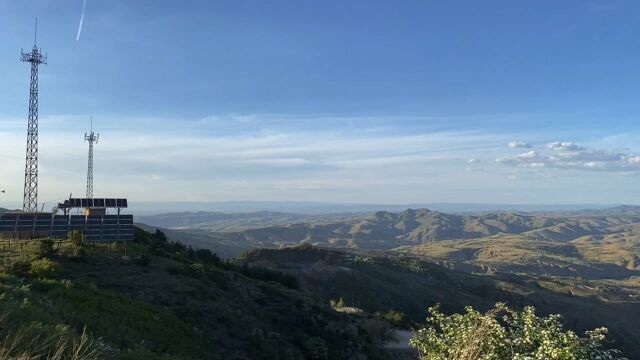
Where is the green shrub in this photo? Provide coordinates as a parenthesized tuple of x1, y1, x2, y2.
(134, 254, 152, 266)
(36, 238, 56, 258)
(188, 263, 205, 277)
(303, 337, 328, 360)
(68, 230, 84, 248)
(381, 310, 409, 327)
(4, 259, 31, 277)
(410, 303, 626, 360)
(195, 248, 221, 266)
(71, 246, 88, 261)
(29, 258, 62, 279)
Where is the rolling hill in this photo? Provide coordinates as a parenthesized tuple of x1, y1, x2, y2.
(139, 207, 640, 258)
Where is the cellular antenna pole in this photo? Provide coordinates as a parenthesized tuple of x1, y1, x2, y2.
(20, 18, 47, 212)
(85, 117, 99, 199)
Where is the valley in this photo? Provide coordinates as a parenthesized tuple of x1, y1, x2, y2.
(137, 206, 640, 358)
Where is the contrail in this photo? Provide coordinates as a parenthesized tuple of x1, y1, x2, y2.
(76, 0, 87, 41)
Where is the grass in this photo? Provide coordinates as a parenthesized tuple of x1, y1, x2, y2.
(0, 321, 100, 360)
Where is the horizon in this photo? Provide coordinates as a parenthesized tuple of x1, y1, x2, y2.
(2, 1, 640, 206)
(0, 199, 630, 216)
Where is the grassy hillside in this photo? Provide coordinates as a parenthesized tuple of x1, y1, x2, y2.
(0, 229, 393, 360)
(402, 234, 640, 279)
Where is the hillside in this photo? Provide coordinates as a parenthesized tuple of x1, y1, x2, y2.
(239, 245, 640, 358)
(0, 229, 393, 360)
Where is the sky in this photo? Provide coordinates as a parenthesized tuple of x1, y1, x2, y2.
(1, 0, 640, 207)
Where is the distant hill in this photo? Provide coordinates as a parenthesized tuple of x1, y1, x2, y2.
(129, 201, 622, 215)
(137, 210, 360, 232)
(139, 207, 640, 258)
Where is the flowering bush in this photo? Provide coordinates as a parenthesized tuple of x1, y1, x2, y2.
(28, 258, 62, 279)
(410, 303, 626, 360)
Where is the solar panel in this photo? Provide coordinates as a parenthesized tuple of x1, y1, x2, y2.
(0, 222, 15, 231)
(86, 216, 102, 224)
(0, 213, 135, 242)
(60, 198, 129, 209)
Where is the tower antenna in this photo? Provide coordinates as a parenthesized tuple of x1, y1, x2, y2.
(20, 19, 47, 212)
(85, 117, 99, 199)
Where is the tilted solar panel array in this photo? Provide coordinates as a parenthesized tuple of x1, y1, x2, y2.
(0, 213, 134, 241)
(65, 198, 127, 208)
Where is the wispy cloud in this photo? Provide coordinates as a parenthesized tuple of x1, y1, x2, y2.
(76, 0, 88, 41)
(2, 113, 640, 204)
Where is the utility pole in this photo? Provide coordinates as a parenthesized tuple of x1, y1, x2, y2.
(20, 18, 47, 212)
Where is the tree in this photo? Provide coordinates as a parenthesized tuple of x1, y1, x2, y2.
(149, 229, 169, 255)
(68, 230, 83, 248)
(153, 229, 168, 244)
(410, 303, 626, 360)
(68, 231, 87, 260)
(36, 238, 55, 258)
(195, 248, 221, 266)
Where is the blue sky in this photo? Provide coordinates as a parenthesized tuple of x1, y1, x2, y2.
(1, 0, 640, 206)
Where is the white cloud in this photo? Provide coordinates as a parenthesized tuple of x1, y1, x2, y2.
(467, 158, 481, 164)
(547, 142, 586, 151)
(517, 150, 537, 159)
(497, 141, 640, 173)
(508, 141, 532, 148)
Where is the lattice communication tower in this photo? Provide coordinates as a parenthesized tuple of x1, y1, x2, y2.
(85, 118, 99, 199)
(20, 19, 47, 212)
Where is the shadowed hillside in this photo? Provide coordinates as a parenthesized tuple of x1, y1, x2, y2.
(239, 245, 640, 358)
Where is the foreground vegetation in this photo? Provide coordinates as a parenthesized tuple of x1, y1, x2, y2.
(411, 303, 624, 360)
(0, 227, 636, 359)
(0, 230, 391, 359)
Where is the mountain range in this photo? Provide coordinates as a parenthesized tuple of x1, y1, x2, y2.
(137, 206, 640, 258)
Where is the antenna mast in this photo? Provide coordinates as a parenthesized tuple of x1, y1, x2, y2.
(20, 18, 47, 212)
(85, 117, 99, 199)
